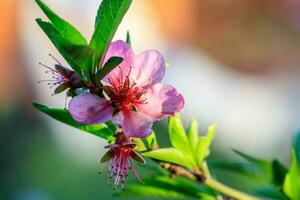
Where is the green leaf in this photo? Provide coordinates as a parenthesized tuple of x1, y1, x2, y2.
(35, 0, 87, 45)
(32, 102, 115, 141)
(144, 131, 158, 150)
(126, 31, 131, 47)
(233, 149, 272, 174)
(272, 159, 288, 186)
(64, 45, 94, 80)
(169, 114, 192, 156)
(142, 148, 193, 169)
(95, 56, 123, 82)
(196, 124, 217, 166)
(293, 131, 300, 163)
(187, 118, 198, 150)
(132, 138, 147, 152)
(254, 185, 289, 200)
(89, 0, 132, 73)
(210, 161, 266, 179)
(283, 149, 300, 200)
(120, 176, 216, 199)
(36, 19, 90, 81)
(210, 158, 288, 189)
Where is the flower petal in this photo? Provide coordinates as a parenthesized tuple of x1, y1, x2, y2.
(68, 92, 113, 124)
(112, 109, 153, 138)
(103, 40, 134, 85)
(132, 50, 165, 87)
(138, 83, 185, 120)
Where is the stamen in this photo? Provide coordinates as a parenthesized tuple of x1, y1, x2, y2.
(48, 53, 62, 65)
(39, 62, 61, 76)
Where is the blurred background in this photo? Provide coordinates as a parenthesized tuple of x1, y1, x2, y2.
(1, 0, 300, 199)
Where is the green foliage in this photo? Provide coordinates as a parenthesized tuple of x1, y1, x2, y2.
(196, 125, 217, 167)
(254, 185, 289, 200)
(32, 102, 116, 141)
(142, 148, 194, 169)
(187, 118, 199, 151)
(169, 114, 192, 156)
(283, 150, 300, 200)
(35, 0, 87, 45)
(36, 0, 131, 83)
(272, 160, 288, 187)
(36, 19, 90, 81)
(211, 150, 289, 199)
(89, 0, 132, 74)
(95, 56, 123, 83)
(293, 131, 300, 163)
(63, 45, 94, 80)
(121, 175, 216, 199)
(34, 1, 300, 199)
(233, 150, 289, 188)
(35, 0, 95, 82)
(126, 31, 131, 47)
(132, 138, 148, 152)
(143, 115, 217, 171)
(233, 149, 272, 174)
(144, 131, 158, 150)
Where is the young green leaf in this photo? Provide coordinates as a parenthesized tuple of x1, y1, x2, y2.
(126, 31, 131, 47)
(36, 19, 91, 81)
(196, 124, 217, 166)
(89, 0, 132, 73)
(187, 118, 199, 150)
(132, 138, 147, 152)
(142, 148, 193, 169)
(144, 131, 158, 150)
(283, 150, 300, 200)
(95, 56, 123, 82)
(169, 114, 192, 156)
(35, 0, 87, 45)
(32, 102, 116, 141)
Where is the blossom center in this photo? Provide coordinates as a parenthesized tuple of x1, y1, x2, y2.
(107, 67, 147, 110)
(100, 133, 144, 190)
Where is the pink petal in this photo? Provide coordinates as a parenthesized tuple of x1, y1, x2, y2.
(138, 83, 185, 120)
(103, 40, 135, 85)
(68, 92, 113, 124)
(132, 50, 165, 88)
(112, 109, 153, 138)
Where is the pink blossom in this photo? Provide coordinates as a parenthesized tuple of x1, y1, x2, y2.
(68, 40, 184, 138)
(38, 54, 84, 95)
(100, 132, 145, 190)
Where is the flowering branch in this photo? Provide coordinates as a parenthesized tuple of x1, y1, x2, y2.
(33, 1, 300, 200)
(148, 142, 259, 200)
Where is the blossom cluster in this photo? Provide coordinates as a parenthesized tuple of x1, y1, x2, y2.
(41, 40, 184, 189)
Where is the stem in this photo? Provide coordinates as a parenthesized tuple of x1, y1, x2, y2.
(202, 162, 211, 178)
(204, 178, 259, 200)
(149, 148, 259, 199)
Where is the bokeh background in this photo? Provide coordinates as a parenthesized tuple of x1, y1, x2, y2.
(1, 0, 300, 199)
